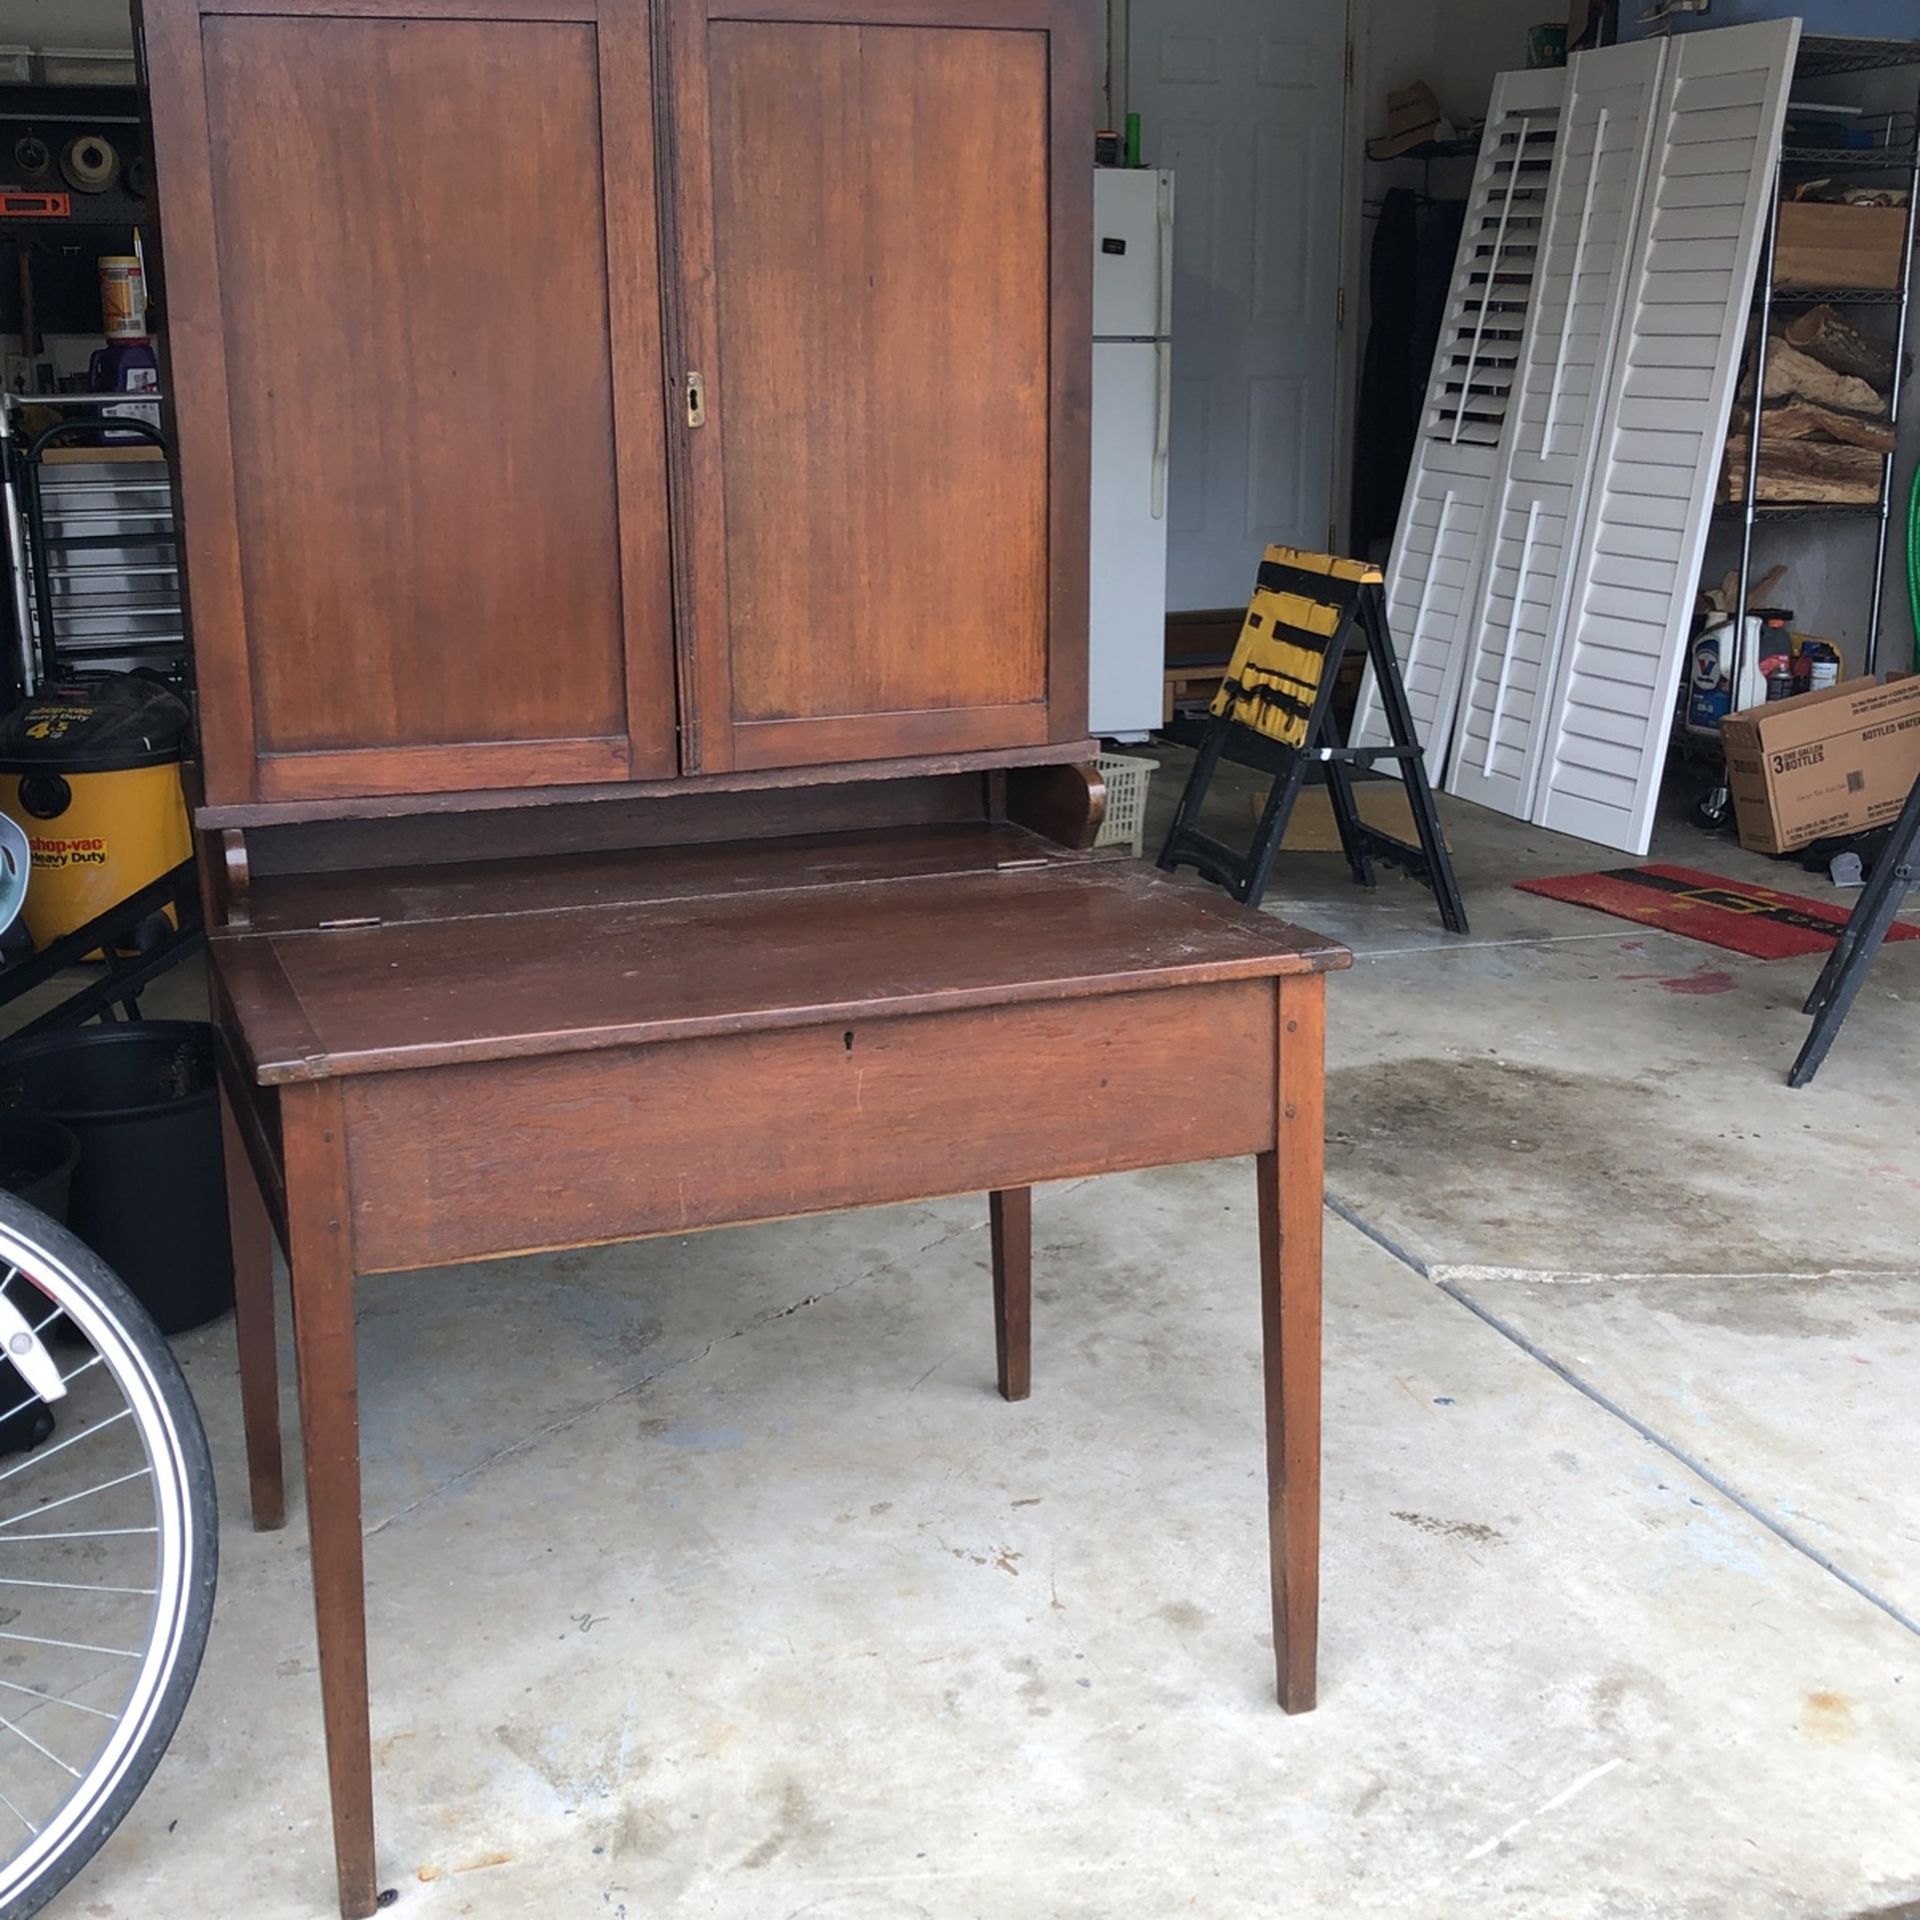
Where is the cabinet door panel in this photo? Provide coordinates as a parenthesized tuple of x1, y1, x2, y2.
(668, 0, 1090, 772)
(153, 4, 677, 803)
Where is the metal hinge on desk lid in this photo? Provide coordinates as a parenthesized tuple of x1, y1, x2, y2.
(685, 372, 706, 428)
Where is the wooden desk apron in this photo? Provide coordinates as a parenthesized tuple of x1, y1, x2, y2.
(337, 978, 1277, 1270)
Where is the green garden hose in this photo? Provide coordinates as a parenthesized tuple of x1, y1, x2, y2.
(1910, 460, 1920, 672)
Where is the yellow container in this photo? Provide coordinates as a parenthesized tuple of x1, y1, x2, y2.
(0, 676, 192, 947)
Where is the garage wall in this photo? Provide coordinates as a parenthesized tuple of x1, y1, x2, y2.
(1425, 0, 1549, 125)
(1356, 0, 1542, 127)
(0, 0, 130, 49)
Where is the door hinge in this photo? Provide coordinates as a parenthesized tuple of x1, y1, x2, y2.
(1336, 286, 1348, 329)
(685, 371, 706, 428)
(1344, 37, 1355, 88)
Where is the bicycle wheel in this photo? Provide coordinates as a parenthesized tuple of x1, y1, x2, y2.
(0, 1192, 217, 1920)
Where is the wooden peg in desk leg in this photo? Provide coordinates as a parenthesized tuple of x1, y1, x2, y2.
(283, 1080, 381, 1920)
(220, 1081, 284, 1531)
(1259, 974, 1325, 1713)
(989, 1187, 1032, 1402)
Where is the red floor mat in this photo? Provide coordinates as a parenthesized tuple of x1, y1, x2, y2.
(1514, 863, 1920, 960)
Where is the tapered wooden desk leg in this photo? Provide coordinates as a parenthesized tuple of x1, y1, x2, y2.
(283, 1082, 379, 1920)
(220, 1083, 285, 1532)
(989, 1187, 1032, 1402)
(1259, 975, 1324, 1714)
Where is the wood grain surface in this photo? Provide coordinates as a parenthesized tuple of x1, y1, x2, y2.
(198, 11, 675, 789)
(215, 852, 1348, 1081)
(1262, 973, 1325, 1713)
(341, 979, 1278, 1271)
(696, 13, 1052, 760)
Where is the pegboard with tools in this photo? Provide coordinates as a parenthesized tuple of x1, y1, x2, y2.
(0, 82, 152, 343)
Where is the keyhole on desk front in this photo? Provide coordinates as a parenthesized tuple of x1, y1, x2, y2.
(843, 1030, 855, 1052)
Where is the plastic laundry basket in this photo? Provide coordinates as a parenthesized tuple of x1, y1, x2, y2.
(1095, 752, 1158, 858)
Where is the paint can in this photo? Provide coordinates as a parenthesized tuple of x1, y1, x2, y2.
(97, 255, 146, 342)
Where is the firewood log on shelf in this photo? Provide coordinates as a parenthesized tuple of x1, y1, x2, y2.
(1728, 399, 1899, 452)
(1723, 435, 1884, 505)
(1783, 303, 1896, 389)
(1757, 338, 1889, 415)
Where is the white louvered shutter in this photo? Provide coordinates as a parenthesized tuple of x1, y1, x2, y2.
(1531, 19, 1800, 852)
(1443, 42, 1667, 817)
(1352, 69, 1566, 779)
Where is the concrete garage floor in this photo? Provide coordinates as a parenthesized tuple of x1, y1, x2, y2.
(61, 760, 1920, 1920)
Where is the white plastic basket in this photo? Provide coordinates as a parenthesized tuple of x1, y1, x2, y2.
(1095, 751, 1157, 858)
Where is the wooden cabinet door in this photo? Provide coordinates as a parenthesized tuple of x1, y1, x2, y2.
(663, 0, 1091, 773)
(143, 0, 677, 806)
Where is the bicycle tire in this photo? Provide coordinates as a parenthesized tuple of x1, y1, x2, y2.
(0, 1193, 218, 1920)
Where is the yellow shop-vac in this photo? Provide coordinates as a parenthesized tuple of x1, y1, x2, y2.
(0, 674, 192, 948)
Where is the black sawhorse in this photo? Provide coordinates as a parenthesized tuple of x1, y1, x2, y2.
(1790, 771, 1920, 1087)
(1158, 547, 1468, 934)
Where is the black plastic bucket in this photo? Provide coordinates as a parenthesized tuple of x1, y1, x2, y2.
(0, 1021, 233, 1334)
(0, 1112, 79, 1221)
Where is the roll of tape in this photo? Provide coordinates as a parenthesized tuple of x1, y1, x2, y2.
(12, 135, 50, 182)
(59, 133, 121, 194)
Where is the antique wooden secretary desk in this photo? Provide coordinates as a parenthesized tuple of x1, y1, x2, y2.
(136, 0, 1348, 1910)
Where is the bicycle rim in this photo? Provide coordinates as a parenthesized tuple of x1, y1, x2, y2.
(0, 1203, 214, 1918)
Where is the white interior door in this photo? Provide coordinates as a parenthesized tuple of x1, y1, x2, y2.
(1445, 42, 1666, 817)
(1129, 0, 1345, 612)
(1351, 68, 1568, 779)
(1533, 19, 1800, 853)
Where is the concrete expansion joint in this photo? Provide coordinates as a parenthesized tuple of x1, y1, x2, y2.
(1428, 1263, 1920, 1287)
(1323, 1189, 1920, 1645)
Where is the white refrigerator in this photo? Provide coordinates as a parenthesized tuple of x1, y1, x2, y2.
(1089, 167, 1174, 741)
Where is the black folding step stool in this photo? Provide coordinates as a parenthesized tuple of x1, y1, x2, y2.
(1157, 545, 1468, 935)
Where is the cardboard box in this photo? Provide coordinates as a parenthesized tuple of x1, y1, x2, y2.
(1721, 675, 1920, 855)
(1775, 201, 1907, 292)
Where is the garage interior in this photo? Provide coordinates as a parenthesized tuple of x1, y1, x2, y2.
(0, 1, 1915, 1918)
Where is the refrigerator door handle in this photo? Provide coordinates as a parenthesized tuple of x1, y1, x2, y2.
(1150, 339, 1171, 521)
(1155, 171, 1175, 340)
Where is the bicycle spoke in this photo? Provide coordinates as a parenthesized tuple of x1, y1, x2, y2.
(1, 1260, 65, 1342)
(0, 1783, 37, 1836)
(0, 1629, 143, 1660)
(0, 1409, 133, 1488)
(0, 1464, 150, 1531)
(0, 1353, 104, 1431)
(0, 1576, 157, 1597)
(0, 1269, 61, 1336)
(0, 1679, 114, 1720)
(0, 1710, 82, 1780)
(0, 1527, 157, 1543)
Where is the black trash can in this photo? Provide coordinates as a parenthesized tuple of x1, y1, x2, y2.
(0, 1112, 80, 1220)
(0, 1021, 233, 1334)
